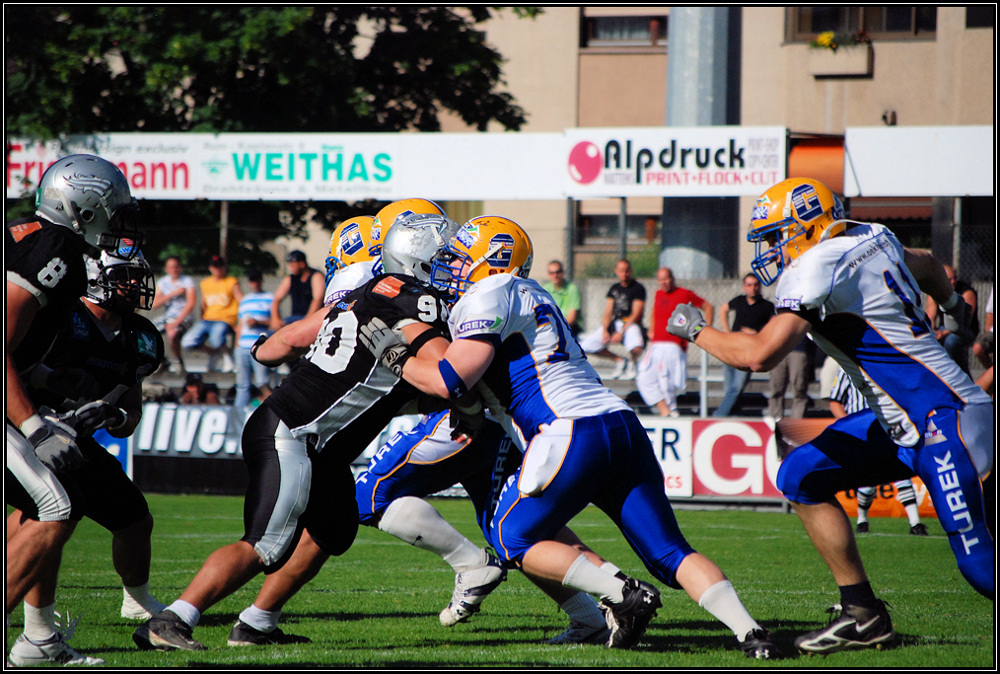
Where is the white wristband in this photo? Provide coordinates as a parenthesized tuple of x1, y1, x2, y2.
(941, 291, 962, 312)
(19, 413, 46, 438)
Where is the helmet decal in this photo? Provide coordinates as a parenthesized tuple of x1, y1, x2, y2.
(790, 184, 825, 222)
(486, 233, 516, 268)
(340, 223, 365, 256)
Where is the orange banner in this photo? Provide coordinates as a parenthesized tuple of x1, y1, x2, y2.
(836, 477, 938, 519)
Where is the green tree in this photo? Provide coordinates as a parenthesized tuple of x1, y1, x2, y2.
(5, 6, 540, 269)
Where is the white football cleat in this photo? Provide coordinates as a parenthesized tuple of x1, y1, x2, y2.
(9, 632, 104, 667)
(439, 551, 507, 626)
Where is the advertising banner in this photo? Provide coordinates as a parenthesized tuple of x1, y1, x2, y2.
(640, 416, 784, 500)
(128, 405, 940, 518)
(9, 128, 783, 201)
(564, 126, 787, 198)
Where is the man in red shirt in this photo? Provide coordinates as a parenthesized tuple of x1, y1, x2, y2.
(636, 268, 713, 416)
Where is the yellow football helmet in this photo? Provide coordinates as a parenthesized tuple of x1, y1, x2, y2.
(325, 215, 378, 283)
(747, 177, 845, 285)
(430, 215, 533, 300)
(372, 198, 446, 233)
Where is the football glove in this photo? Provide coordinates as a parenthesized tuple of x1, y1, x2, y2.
(380, 343, 411, 378)
(667, 303, 707, 342)
(940, 292, 976, 344)
(72, 400, 128, 435)
(22, 412, 85, 473)
(449, 390, 486, 442)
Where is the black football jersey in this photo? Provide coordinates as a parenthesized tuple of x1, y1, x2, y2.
(25, 300, 165, 412)
(264, 273, 450, 451)
(7, 217, 94, 372)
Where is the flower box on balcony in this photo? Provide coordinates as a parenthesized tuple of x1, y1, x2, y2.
(807, 43, 873, 77)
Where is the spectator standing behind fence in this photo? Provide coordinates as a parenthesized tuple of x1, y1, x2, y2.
(181, 256, 242, 373)
(828, 367, 928, 536)
(579, 258, 646, 380)
(713, 274, 774, 417)
(636, 268, 713, 417)
(766, 336, 813, 420)
(924, 264, 978, 375)
(151, 256, 197, 374)
(234, 269, 274, 408)
(270, 250, 325, 330)
(542, 260, 582, 335)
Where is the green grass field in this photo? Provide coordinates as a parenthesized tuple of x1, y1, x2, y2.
(7, 494, 994, 668)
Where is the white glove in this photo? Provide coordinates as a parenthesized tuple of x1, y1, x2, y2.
(667, 303, 707, 342)
(22, 412, 85, 473)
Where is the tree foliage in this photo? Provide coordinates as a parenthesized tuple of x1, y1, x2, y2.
(5, 6, 540, 270)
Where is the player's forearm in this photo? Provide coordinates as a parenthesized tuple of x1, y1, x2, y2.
(400, 357, 450, 399)
(6, 356, 37, 428)
(693, 327, 763, 371)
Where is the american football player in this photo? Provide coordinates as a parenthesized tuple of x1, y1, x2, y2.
(133, 214, 461, 652)
(7, 154, 143, 666)
(9, 248, 166, 664)
(667, 177, 993, 653)
(391, 215, 780, 657)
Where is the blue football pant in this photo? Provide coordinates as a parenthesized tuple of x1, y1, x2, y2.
(777, 405, 994, 599)
(491, 411, 695, 589)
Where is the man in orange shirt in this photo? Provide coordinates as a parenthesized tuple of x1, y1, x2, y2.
(181, 256, 243, 373)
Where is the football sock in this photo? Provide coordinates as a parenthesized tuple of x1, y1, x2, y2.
(239, 605, 280, 633)
(166, 600, 201, 628)
(839, 581, 880, 610)
(379, 497, 484, 572)
(560, 592, 607, 629)
(23, 602, 57, 642)
(697, 581, 760, 639)
(123, 582, 163, 613)
(895, 481, 922, 526)
(563, 554, 625, 605)
(599, 561, 622, 576)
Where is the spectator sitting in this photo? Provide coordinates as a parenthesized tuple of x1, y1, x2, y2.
(151, 256, 197, 374)
(181, 255, 242, 373)
(578, 258, 647, 380)
(179, 372, 221, 405)
(542, 259, 582, 335)
(270, 249, 325, 330)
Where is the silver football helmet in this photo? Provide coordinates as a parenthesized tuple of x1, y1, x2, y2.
(381, 213, 461, 283)
(84, 249, 156, 312)
(35, 154, 142, 258)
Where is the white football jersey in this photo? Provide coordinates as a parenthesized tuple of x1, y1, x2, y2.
(324, 259, 378, 307)
(449, 274, 628, 442)
(774, 222, 990, 447)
